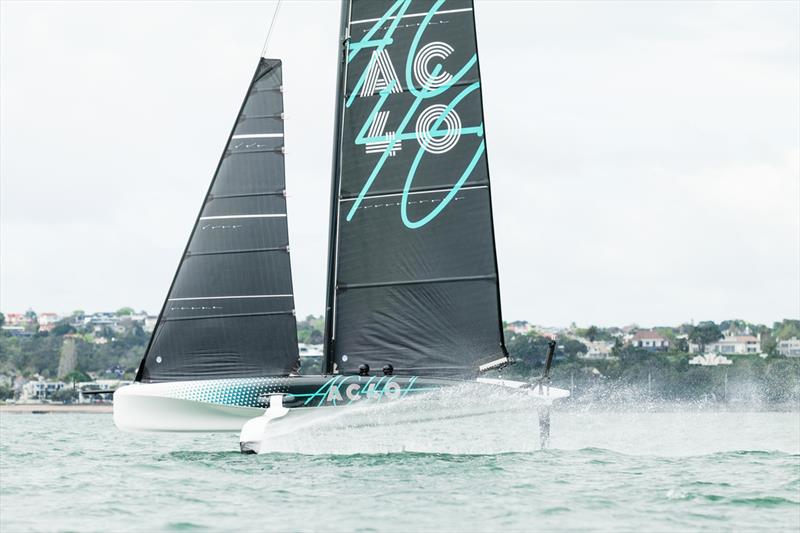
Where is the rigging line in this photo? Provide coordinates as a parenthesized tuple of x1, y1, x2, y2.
(260, 0, 283, 58)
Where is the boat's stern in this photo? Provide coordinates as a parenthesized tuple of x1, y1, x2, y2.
(113, 382, 262, 433)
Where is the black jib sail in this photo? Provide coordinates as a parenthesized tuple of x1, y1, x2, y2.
(324, 0, 507, 378)
(136, 58, 299, 383)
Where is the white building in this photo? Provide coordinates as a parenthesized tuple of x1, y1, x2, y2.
(580, 340, 616, 359)
(4, 312, 32, 327)
(689, 353, 733, 366)
(778, 337, 800, 358)
(20, 379, 65, 401)
(37, 312, 61, 332)
(706, 334, 761, 355)
(85, 312, 117, 330)
(629, 331, 670, 351)
(298, 343, 324, 357)
(37, 312, 61, 326)
(506, 321, 535, 335)
(143, 316, 158, 333)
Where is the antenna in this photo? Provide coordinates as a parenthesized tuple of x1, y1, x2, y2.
(260, 0, 283, 58)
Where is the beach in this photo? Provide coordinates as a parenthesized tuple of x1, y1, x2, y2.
(0, 403, 112, 414)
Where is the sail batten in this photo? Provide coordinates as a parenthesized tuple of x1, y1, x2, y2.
(325, 0, 507, 378)
(136, 58, 299, 383)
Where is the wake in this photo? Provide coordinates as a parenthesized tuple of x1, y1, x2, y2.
(250, 384, 800, 456)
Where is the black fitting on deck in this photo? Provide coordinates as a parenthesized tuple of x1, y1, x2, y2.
(358, 364, 370, 376)
(382, 364, 393, 376)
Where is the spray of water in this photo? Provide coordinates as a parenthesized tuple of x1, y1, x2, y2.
(254, 382, 800, 456)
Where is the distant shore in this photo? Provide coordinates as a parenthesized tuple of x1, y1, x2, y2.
(1, 403, 112, 414)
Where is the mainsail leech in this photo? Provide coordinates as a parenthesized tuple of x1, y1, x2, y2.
(136, 59, 299, 383)
(324, 0, 508, 378)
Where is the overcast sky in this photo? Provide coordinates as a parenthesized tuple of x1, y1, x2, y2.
(1, 0, 798, 327)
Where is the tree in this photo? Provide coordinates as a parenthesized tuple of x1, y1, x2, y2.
(116, 307, 134, 316)
(613, 344, 649, 362)
(773, 319, 800, 341)
(674, 337, 689, 353)
(0, 312, 5, 328)
(0, 385, 12, 400)
(63, 370, 91, 383)
(52, 323, 77, 336)
(561, 337, 588, 358)
(689, 321, 723, 352)
(308, 329, 324, 344)
(50, 388, 79, 403)
(506, 334, 554, 366)
(586, 326, 598, 342)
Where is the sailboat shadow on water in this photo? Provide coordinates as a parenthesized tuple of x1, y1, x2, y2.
(113, 0, 569, 453)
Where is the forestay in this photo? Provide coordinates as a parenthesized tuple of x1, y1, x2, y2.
(325, 0, 507, 378)
(137, 58, 299, 382)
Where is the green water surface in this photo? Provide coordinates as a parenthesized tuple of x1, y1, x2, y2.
(1, 404, 798, 532)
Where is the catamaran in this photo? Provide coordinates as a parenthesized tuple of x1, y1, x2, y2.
(113, 0, 569, 453)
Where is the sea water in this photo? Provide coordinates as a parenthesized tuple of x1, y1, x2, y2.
(1, 389, 798, 532)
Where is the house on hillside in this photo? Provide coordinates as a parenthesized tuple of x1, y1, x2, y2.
(20, 379, 66, 402)
(143, 316, 158, 333)
(37, 312, 61, 332)
(629, 330, 670, 351)
(4, 313, 32, 327)
(778, 337, 800, 358)
(581, 340, 616, 359)
(506, 321, 535, 335)
(704, 333, 761, 356)
(85, 312, 118, 332)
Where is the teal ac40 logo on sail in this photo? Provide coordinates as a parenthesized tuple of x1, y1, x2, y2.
(346, 0, 485, 229)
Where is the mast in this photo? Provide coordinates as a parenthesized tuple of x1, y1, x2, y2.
(470, 6, 508, 358)
(323, 0, 352, 374)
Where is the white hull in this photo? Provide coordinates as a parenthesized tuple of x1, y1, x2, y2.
(114, 377, 569, 435)
(113, 383, 262, 432)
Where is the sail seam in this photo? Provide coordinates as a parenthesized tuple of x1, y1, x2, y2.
(199, 214, 286, 220)
(168, 294, 293, 301)
(240, 113, 284, 120)
(338, 274, 496, 291)
(162, 310, 294, 322)
(207, 191, 285, 200)
(231, 133, 284, 139)
(186, 246, 287, 257)
(340, 184, 487, 202)
(350, 7, 472, 25)
(225, 147, 284, 155)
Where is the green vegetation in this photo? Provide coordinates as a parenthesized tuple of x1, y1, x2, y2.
(1, 311, 798, 404)
(50, 387, 79, 403)
(688, 321, 723, 352)
(0, 324, 147, 380)
(0, 384, 13, 399)
(501, 324, 800, 405)
(297, 315, 324, 345)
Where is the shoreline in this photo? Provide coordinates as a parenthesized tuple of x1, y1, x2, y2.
(1, 403, 113, 414)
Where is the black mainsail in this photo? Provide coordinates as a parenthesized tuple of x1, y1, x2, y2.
(137, 58, 299, 382)
(324, 0, 507, 378)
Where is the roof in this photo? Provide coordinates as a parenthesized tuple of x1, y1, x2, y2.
(719, 335, 758, 343)
(632, 330, 668, 341)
